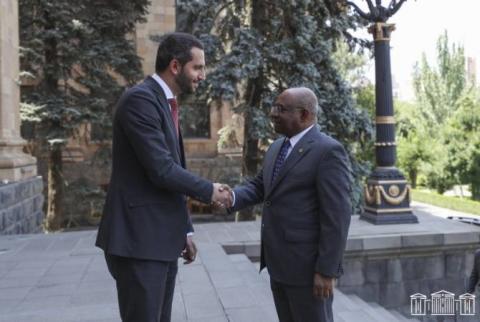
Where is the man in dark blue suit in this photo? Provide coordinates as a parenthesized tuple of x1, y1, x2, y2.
(227, 87, 352, 322)
(96, 32, 230, 322)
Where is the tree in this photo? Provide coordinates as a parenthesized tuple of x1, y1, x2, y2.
(412, 31, 467, 130)
(19, 0, 149, 230)
(395, 100, 432, 188)
(443, 90, 480, 200)
(411, 31, 477, 195)
(177, 0, 373, 219)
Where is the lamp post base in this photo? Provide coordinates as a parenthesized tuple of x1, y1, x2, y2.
(360, 208, 418, 225)
(360, 167, 419, 225)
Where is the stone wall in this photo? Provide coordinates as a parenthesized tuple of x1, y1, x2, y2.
(0, 176, 44, 235)
(135, 0, 176, 76)
(337, 226, 478, 317)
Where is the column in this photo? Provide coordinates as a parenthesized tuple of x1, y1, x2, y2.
(0, 0, 37, 181)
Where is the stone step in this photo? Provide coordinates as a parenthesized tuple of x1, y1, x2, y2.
(229, 254, 413, 322)
(388, 309, 421, 322)
(369, 302, 406, 322)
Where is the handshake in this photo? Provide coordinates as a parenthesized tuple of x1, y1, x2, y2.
(211, 183, 234, 209)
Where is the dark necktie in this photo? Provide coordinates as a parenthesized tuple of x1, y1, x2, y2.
(271, 139, 291, 183)
(167, 98, 179, 137)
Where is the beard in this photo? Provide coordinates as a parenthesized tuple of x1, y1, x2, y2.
(175, 69, 194, 95)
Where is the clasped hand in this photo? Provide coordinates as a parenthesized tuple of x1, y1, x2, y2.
(211, 183, 233, 208)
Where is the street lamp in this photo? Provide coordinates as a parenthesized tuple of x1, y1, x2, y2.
(347, 0, 418, 224)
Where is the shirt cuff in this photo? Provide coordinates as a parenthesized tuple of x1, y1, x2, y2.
(232, 191, 236, 207)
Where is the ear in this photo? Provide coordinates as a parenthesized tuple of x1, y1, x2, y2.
(168, 59, 181, 76)
(300, 109, 310, 122)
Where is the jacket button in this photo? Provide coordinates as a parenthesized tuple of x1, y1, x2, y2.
(265, 201, 271, 207)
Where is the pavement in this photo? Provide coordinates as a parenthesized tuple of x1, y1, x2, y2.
(0, 203, 477, 322)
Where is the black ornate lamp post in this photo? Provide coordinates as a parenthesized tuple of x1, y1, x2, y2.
(347, 0, 418, 224)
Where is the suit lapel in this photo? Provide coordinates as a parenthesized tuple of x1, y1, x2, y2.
(264, 139, 283, 193)
(144, 77, 182, 162)
(266, 126, 318, 197)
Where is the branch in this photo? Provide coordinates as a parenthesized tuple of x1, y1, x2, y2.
(346, 1, 372, 20)
(366, 0, 376, 13)
(389, 0, 407, 16)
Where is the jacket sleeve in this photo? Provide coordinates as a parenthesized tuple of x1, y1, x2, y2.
(314, 143, 352, 278)
(230, 168, 265, 212)
(117, 89, 213, 204)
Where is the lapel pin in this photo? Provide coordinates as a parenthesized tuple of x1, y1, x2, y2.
(299, 148, 303, 153)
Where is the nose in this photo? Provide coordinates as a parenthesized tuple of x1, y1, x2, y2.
(269, 107, 278, 118)
(199, 69, 206, 81)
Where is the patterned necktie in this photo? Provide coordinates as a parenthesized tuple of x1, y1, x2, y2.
(167, 98, 179, 137)
(271, 139, 291, 184)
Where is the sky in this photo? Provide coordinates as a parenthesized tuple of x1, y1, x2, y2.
(350, 0, 480, 100)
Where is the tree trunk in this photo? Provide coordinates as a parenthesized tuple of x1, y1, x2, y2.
(237, 90, 260, 221)
(409, 169, 417, 189)
(236, 0, 268, 221)
(45, 143, 64, 231)
(471, 182, 480, 201)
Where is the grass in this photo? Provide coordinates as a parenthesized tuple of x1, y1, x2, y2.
(411, 189, 480, 216)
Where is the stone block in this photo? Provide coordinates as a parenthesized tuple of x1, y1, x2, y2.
(444, 232, 480, 245)
(0, 186, 15, 208)
(445, 253, 467, 279)
(338, 259, 365, 287)
(244, 242, 260, 259)
(22, 198, 34, 216)
(362, 235, 401, 250)
(345, 238, 363, 251)
(386, 258, 403, 283)
(400, 256, 444, 281)
(401, 233, 444, 248)
(365, 259, 388, 284)
(378, 282, 408, 309)
(0, 177, 44, 235)
(0, 210, 5, 231)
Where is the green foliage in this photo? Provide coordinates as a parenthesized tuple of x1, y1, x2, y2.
(19, 0, 149, 139)
(405, 31, 480, 200)
(412, 189, 480, 216)
(412, 31, 467, 129)
(177, 0, 373, 212)
(395, 100, 432, 187)
(19, 0, 149, 229)
(442, 90, 480, 200)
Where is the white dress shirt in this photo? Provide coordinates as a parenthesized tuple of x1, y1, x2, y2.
(152, 73, 175, 110)
(231, 124, 315, 207)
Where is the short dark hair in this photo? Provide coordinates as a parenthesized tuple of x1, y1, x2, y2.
(155, 32, 204, 73)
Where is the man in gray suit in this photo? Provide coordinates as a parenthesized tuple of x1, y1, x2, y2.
(96, 33, 230, 322)
(227, 87, 352, 322)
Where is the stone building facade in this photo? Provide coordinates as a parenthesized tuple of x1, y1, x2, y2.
(0, 0, 43, 235)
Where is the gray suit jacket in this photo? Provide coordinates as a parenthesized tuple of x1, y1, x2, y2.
(232, 126, 351, 286)
(96, 76, 213, 261)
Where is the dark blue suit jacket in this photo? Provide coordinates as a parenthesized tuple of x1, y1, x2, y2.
(232, 126, 351, 286)
(96, 76, 213, 261)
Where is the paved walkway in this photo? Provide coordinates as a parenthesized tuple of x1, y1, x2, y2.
(1, 203, 478, 322)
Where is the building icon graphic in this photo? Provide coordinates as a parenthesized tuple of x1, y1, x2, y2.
(431, 290, 455, 315)
(459, 293, 476, 315)
(411, 293, 427, 315)
(410, 290, 476, 316)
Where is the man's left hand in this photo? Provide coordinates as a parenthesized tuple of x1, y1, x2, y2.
(313, 273, 335, 299)
(182, 236, 197, 264)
